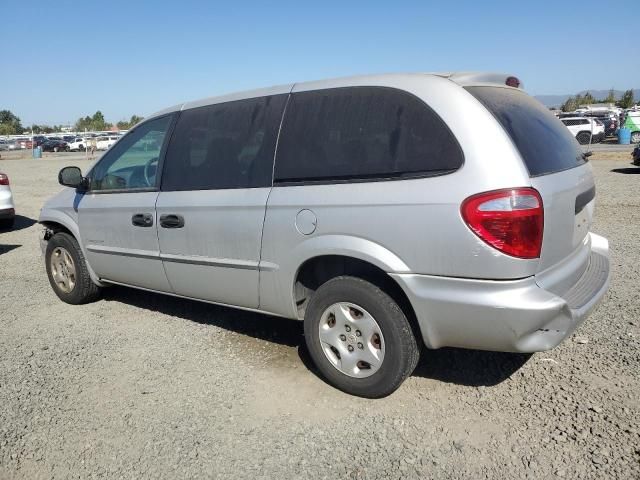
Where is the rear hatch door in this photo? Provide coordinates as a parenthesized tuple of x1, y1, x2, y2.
(466, 86, 594, 287)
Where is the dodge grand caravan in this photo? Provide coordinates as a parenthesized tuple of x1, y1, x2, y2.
(40, 72, 611, 398)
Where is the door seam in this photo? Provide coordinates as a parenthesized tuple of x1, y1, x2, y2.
(154, 191, 176, 293)
(257, 90, 293, 308)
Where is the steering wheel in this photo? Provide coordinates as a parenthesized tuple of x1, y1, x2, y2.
(143, 156, 159, 186)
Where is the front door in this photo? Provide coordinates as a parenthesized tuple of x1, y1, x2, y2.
(78, 114, 175, 292)
(156, 94, 287, 308)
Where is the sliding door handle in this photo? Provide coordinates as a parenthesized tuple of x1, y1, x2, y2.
(132, 213, 153, 227)
(159, 214, 185, 229)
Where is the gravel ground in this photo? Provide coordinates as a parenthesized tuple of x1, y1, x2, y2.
(0, 154, 638, 479)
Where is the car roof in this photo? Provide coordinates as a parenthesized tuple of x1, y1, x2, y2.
(145, 71, 520, 121)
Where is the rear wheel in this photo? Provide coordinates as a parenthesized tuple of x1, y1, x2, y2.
(631, 131, 640, 144)
(576, 132, 592, 145)
(53, 146, 59, 152)
(45, 232, 101, 304)
(304, 276, 419, 398)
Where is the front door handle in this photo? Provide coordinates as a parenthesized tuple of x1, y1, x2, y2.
(159, 214, 185, 229)
(132, 213, 154, 227)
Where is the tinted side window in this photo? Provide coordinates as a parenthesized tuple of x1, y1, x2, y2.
(274, 87, 463, 183)
(162, 95, 287, 191)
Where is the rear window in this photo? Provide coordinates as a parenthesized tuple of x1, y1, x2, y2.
(466, 87, 585, 176)
(274, 87, 463, 183)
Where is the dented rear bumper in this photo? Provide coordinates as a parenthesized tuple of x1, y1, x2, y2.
(391, 233, 610, 353)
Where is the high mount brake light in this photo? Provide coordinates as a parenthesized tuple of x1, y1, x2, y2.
(506, 76, 521, 88)
(461, 188, 544, 259)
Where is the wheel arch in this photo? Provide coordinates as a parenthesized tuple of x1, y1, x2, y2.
(39, 213, 104, 286)
(292, 254, 422, 344)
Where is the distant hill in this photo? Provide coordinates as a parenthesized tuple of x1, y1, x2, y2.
(534, 89, 640, 108)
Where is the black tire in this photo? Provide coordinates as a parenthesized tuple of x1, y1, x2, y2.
(576, 132, 591, 145)
(45, 232, 101, 304)
(64, 146, 70, 152)
(304, 276, 419, 398)
(631, 132, 640, 144)
(0, 217, 15, 230)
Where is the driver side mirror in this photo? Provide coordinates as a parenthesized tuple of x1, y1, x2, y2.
(58, 166, 88, 191)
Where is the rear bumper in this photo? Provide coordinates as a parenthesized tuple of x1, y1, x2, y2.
(392, 233, 610, 353)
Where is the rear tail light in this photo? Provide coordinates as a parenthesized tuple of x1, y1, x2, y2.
(0, 174, 9, 185)
(461, 188, 543, 259)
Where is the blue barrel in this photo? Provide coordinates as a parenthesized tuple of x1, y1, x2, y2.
(32, 146, 42, 158)
(618, 127, 631, 145)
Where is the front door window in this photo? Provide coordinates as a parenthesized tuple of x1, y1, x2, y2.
(90, 115, 173, 191)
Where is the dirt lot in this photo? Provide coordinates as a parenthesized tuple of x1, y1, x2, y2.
(1, 153, 639, 479)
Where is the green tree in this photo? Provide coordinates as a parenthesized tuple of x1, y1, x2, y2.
(581, 92, 595, 105)
(75, 115, 92, 131)
(562, 96, 578, 112)
(74, 111, 113, 131)
(604, 88, 616, 103)
(116, 114, 144, 130)
(91, 111, 106, 130)
(0, 110, 23, 134)
(618, 90, 635, 109)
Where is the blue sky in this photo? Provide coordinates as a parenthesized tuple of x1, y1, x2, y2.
(1, 0, 638, 125)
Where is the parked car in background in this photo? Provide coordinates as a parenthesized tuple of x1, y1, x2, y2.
(0, 140, 9, 151)
(0, 172, 15, 229)
(16, 138, 35, 149)
(560, 117, 604, 144)
(67, 138, 86, 151)
(41, 139, 69, 152)
(63, 135, 77, 143)
(623, 112, 640, 144)
(41, 72, 610, 398)
(96, 136, 119, 150)
(583, 111, 619, 137)
(33, 135, 49, 147)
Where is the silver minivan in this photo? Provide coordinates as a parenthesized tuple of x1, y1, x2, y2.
(40, 72, 611, 397)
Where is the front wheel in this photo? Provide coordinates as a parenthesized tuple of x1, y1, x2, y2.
(45, 232, 101, 304)
(304, 276, 419, 398)
(631, 131, 640, 144)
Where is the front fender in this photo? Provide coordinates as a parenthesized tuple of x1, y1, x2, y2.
(39, 203, 105, 287)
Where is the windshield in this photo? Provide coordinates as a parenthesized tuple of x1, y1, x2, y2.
(466, 87, 585, 176)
